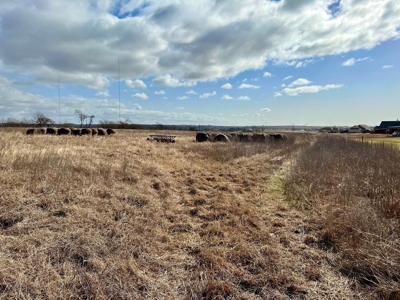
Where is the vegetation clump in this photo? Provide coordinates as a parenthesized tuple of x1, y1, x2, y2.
(285, 136, 400, 299)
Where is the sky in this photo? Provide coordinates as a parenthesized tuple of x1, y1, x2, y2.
(0, 0, 399, 126)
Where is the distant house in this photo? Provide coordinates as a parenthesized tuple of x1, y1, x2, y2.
(318, 126, 340, 133)
(374, 120, 400, 134)
(348, 125, 362, 133)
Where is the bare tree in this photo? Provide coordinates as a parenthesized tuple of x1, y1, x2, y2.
(89, 115, 95, 128)
(32, 112, 55, 127)
(75, 110, 88, 128)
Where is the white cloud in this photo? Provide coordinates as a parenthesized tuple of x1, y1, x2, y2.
(152, 74, 196, 87)
(342, 57, 370, 67)
(261, 108, 271, 112)
(125, 79, 147, 89)
(178, 96, 189, 100)
(274, 92, 282, 97)
(254, 113, 261, 117)
(163, 96, 168, 100)
(132, 103, 142, 110)
(199, 91, 217, 98)
(221, 94, 233, 100)
(221, 83, 232, 89)
(343, 58, 355, 66)
(283, 76, 293, 81)
(132, 93, 148, 100)
(383, 65, 393, 68)
(238, 83, 260, 89)
(154, 90, 166, 95)
(295, 59, 314, 68)
(237, 96, 250, 101)
(263, 72, 272, 77)
(282, 84, 343, 96)
(0, 0, 398, 96)
(95, 90, 109, 97)
(289, 78, 312, 87)
(186, 89, 197, 94)
(176, 107, 184, 110)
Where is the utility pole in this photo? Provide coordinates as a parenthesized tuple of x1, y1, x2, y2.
(118, 57, 121, 122)
(58, 77, 61, 125)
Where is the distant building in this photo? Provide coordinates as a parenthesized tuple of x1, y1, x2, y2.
(348, 124, 372, 133)
(348, 125, 362, 133)
(374, 120, 400, 134)
(318, 126, 340, 133)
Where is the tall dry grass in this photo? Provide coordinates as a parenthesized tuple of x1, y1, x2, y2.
(285, 135, 400, 299)
(0, 129, 359, 299)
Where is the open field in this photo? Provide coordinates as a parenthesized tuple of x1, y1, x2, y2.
(329, 132, 400, 145)
(285, 135, 400, 299)
(0, 129, 398, 299)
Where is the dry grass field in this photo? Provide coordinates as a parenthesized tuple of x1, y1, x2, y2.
(285, 135, 400, 300)
(0, 129, 396, 299)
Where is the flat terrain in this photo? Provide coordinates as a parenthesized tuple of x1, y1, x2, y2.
(0, 129, 360, 299)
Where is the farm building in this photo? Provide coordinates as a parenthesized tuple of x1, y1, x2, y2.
(347, 124, 372, 133)
(318, 126, 340, 133)
(374, 120, 400, 134)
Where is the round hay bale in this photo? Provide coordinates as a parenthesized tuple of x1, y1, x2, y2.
(270, 133, 287, 141)
(36, 128, 47, 134)
(106, 128, 116, 135)
(91, 128, 98, 136)
(71, 128, 81, 136)
(81, 128, 92, 135)
(238, 133, 252, 142)
(196, 132, 210, 142)
(26, 128, 35, 135)
(252, 133, 266, 143)
(57, 128, 71, 135)
(214, 134, 230, 142)
(46, 127, 58, 135)
(97, 128, 107, 136)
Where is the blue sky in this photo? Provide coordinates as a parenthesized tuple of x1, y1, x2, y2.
(0, 0, 399, 126)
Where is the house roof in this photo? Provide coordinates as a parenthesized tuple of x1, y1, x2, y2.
(375, 120, 400, 129)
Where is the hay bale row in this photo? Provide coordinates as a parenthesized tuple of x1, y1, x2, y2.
(26, 127, 115, 136)
(196, 132, 287, 143)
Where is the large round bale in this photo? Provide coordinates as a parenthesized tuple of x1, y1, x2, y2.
(81, 128, 92, 136)
(91, 128, 98, 136)
(196, 132, 210, 142)
(214, 134, 230, 143)
(26, 128, 35, 135)
(106, 128, 116, 135)
(57, 128, 71, 135)
(36, 128, 47, 134)
(238, 133, 252, 142)
(252, 133, 266, 143)
(71, 128, 81, 136)
(97, 128, 107, 136)
(46, 127, 58, 135)
(270, 133, 287, 141)
(228, 132, 239, 142)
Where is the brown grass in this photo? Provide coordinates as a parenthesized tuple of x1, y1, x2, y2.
(285, 135, 400, 299)
(0, 129, 358, 299)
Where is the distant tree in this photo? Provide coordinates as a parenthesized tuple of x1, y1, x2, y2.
(75, 110, 88, 128)
(88, 115, 95, 128)
(32, 112, 55, 127)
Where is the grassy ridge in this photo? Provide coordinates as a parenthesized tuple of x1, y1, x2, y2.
(285, 136, 400, 299)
